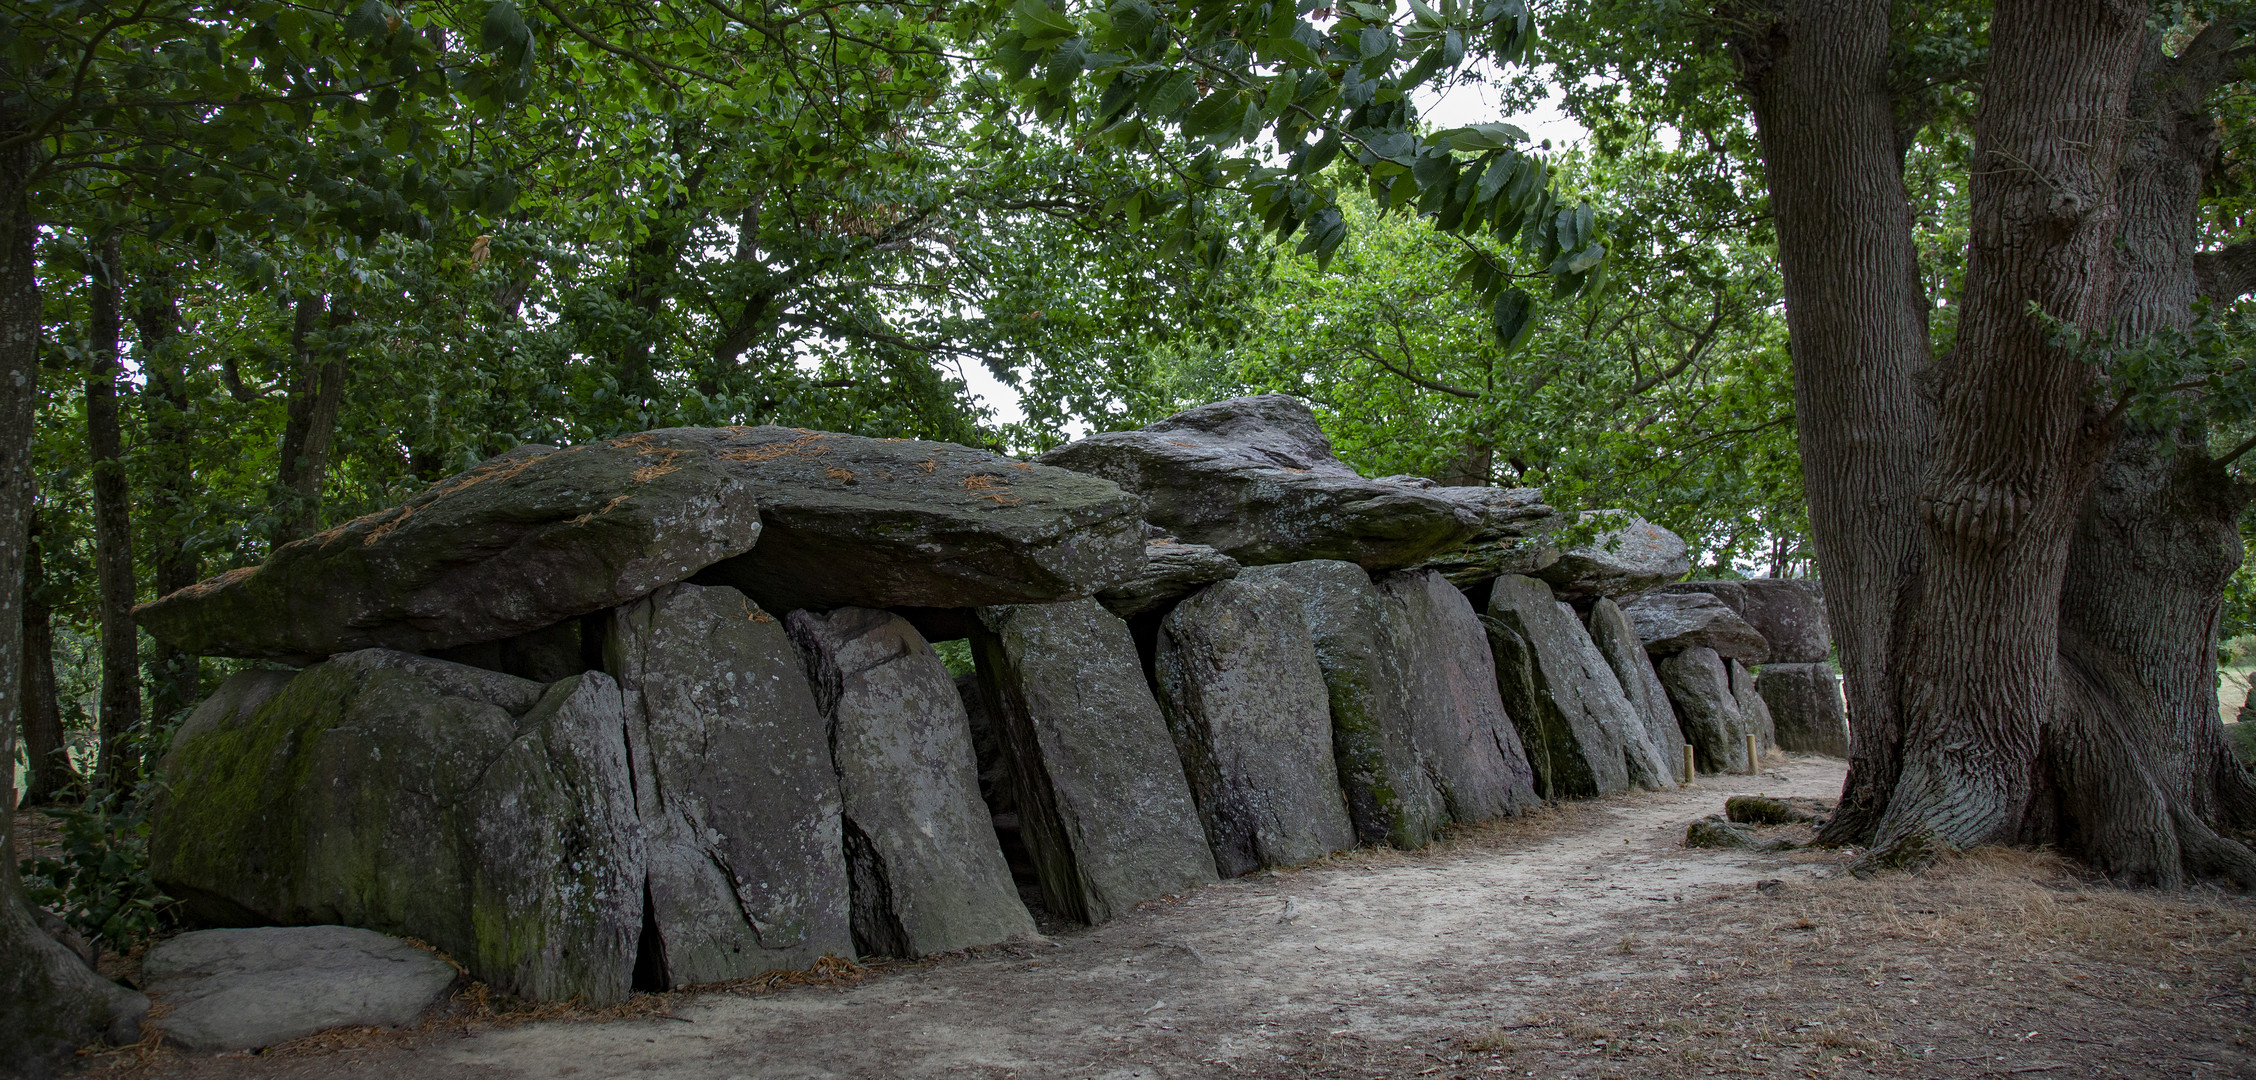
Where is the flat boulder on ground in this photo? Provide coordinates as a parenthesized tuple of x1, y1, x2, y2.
(1239, 560, 1445, 851)
(135, 442, 764, 659)
(1038, 396, 1481, 570)
(145, 927, 457, 1051)
(1584, 598, 1688, 776)
(1095, 533, 1241, 618)
(1154, 578, 1359, 876)
(971, 599, 1219, 924)
(1376, 571, 1541, 822)
(1659, 579, 1830, 662)
(1533, 511, 1691, 602)
(138, 426, 1146, 659)
(151, 654, 642, 1005)
(606, 583, 852, 985)
(1655, 646, 1753, 774)
(1621, 591, 1770, 663)
(1481, 576, 1675, 798)
(788, 607, 1037, 957)
(1757, 663, 1851, 758)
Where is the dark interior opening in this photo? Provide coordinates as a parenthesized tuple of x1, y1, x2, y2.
(631, 878, 670, 993)
(952, 642, 1049, 921)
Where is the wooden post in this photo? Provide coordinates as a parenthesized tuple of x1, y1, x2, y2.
(1744, 733, 1760, 775)
(1681, 744, 1695, 786)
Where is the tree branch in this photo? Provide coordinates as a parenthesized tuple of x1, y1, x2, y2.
(2195, 238, 2256, 303)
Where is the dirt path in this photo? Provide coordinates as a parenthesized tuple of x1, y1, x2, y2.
(124, 756, 2256, 1080)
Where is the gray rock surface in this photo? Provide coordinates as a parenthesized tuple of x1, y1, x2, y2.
(1154, 579, 1359, 877)
(970, 599, 1219, 924)
(428, 617, 589, 683)
(688, 427, 1146, 612)
(1533, 511, 1690, 601)
(788, 607, 1037, 957)
(1655, 646, 1752, 774)
(1730, 658, 1777, 751)
(150, 653, 642, 1005)
(1037, 396, 1481, 570)
(1621, 591, 1770, 663)
(1375, 571, 1540, 822)
(1095, 535, 1242, 618)
(145, 927, 456, 1051)
(1584, 598, 1687, 772)
(1757, 663, 1851, 758)
(135, 441, 764, 659)
(606, 583, 852, 984)
(1407, 487, 1570, 587)
(1659, 579, 1830, 663)
(1481, 576, 1674, 798)
(1684, 818, 1758, 850)
(1239, 561, 1445, 851)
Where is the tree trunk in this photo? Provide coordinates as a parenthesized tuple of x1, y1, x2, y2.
(1870, 0, 2147, 859)
(131, 260, 200, 719)
(83, 236, 140, 791)
(0, 109, 143, 1075)
(273, 295, 347, 546)
(1732, 0, 1934, 845)
(18, 513, 74, 805)
(2043, 26, 2256, 886)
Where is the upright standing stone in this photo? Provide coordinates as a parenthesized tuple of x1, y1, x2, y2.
(970, 599, 1219, 925)
(1655, 646, 1751, 774)
(606, 583, 852, 985)
(1375, 571, 1541, 821)
(150, 652, 642, 1005)
(1729, 659, 1777, 751)
(1153, 579, 1359, 876)
(1585, 598, 1687, 773)
(1757, 663, 1850, 757)
(787, 607, 1037, 958)
(1481, 576, 1674, 797)
(1239, 561, 1445, 851)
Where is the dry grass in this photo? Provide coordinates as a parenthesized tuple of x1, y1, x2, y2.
(1252, 845, 2256, 1079)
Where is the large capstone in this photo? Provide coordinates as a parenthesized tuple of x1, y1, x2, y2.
(1655, 646, 1753, 774)
(970, 599, 1219, 925)
(1480, 576, 1675, 798)
(138, 426, 1147, 659)
(1533, 511, 1691, 601)
(1095, 534, 1242, 618)
(787, 607, 1037, 958)
(1757, 663, 1850, 757)
(134, 443, 764, 659)
(1405, 486, 1571, 587)
(144, 927, 457, 1051)
(1153, 578, 1359, 877)
(150, 653, 643, 1005)
(1658, 579, 1830, 663)
(1037, 396, 1481, 570)
(605, 583, 852, 985)
(687, 427, 1146, 612)
(1238, 561, 1445, 851)
(1375, 571, 1541, 822)
(1621, 591, 1771, 663)
(1584, 597, 1688, 774)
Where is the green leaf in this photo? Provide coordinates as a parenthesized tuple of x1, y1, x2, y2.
(1492, 287, 1536, 351)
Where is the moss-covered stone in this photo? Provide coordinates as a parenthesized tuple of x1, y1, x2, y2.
(149, 652, 640, 1005)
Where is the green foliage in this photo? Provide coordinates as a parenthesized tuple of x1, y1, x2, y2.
(18, 787, 176, 956)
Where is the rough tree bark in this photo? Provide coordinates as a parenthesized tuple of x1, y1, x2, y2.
(18, 512, 74, 805)
(0, 104, 144, 1077)
(273, 294, 347, 546)
(82, 237, 139, 790)
(131, 260, 200, 719)
(1731, 0, 1934, 845)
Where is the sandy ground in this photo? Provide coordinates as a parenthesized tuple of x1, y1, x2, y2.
(67, 755, 2256, 1080)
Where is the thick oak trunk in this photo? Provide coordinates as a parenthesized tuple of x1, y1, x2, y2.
(0, 119, 142, 1076)
(1733, 0, 1933, 844)
(82, 237, 139, 790)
